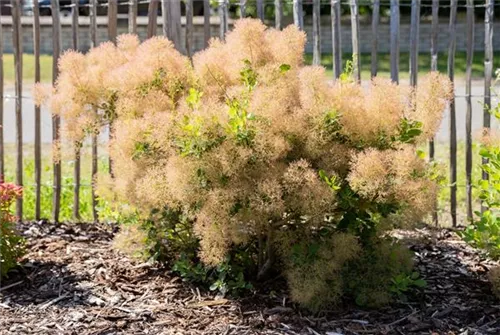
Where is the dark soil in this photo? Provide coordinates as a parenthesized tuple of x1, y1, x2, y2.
(1, 222, 499, 335)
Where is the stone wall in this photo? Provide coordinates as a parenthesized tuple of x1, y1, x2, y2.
(2, 15, 500, 55)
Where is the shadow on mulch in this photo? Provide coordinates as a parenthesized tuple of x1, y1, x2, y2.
(1, 259, 91, 308)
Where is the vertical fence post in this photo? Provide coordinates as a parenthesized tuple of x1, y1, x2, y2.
(390, 0, 399, 83)
(331, 0, 341, 79)
(240, 0, 246, 18)
(11, 0, 22, 220)
(147, 0, 159, 38)
(90, 0, 98, 223)
(483, 0, 494, 198)
(350, 0, 360, 82)
(129, 0, 138, 34)
(409, 0, 420, 87)
(186, 0, 193, 57)
(204, 0, 211, 47)
(370, 0, 379, 78)
(90, 0, 97, 48)
(448, 0, 458, 227)
(52, 0, 62, 223)
(34, 0, 42, 220)
(293, 0, 303, 29)
(162, 0, 168, 37)
(275, 0, 282, 29)
(169, 0, 182, 50)
(429, 0, 439, 225)
(465, 0, 474, 222)
(219, 0, 228, 40)
(312, 0, 321, 65)
(257, 0, 264, 21)
(72, 0, 80, 221)
(0, 12, 4, 180)
(108, 0, 117, 44)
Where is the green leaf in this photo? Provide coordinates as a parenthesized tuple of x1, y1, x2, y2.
(279, 63, 291, 74)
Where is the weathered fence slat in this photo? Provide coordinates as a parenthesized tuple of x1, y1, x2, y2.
(11, 0, 22, 220)
(169, 0, 182, 50)
(90, 0, 97, 47)
(293, 0, 303, 30)
(147, 0, 158, 38)
(52, 0, 62, 222)
(34, 0, 42, 220)
(448, 0, 458, 227)
(350, 0, 361, 82)
(390, 0, 400, 83)
(312, 0, 321, 65)
(465, 0, 474, 222)
(186, 0, 193, 57)
(275, 0, 283, 29)
(90, 0, 98, 221)
(161, 0, 168, 37)
(331, 0, 341, 78)
(108, 0, 117, 178)
(71, 0, 80, 220)
(409, 0, 420, 87)
(71, 0, 79, 50)
(108, 0, 117, 43)
(240, 0, 246, 18)
(219, 0, 229, 40)
(204, 0, 210, 46)
(92, 128, 98, 223)
(429, 0, 439, 225)
(129, 0, 137, 34)
(0, 12, 4, 180)
(371, 0, 380, 78)
(483, 0, 494, 192)
(257, 0, 264, 21)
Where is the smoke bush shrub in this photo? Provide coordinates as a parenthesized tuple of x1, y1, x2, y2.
(41, 19, 452, 309)
(0, 183, 24, 278)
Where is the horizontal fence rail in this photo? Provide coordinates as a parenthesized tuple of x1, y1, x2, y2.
(0, 0, 497, 226)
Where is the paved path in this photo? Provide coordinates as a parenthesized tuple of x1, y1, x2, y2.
(2, 81, 499, 144)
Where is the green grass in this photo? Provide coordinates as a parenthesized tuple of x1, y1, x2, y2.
(2, 54, 53, 84)
(304, 51, 499, 81)
(3, 143, 108, 222)
(1, 51, 494, 83)
(4, 141, 483, 226)
(432, 140, 483, 227)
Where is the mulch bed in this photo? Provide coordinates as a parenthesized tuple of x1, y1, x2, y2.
(1, 222, 499, 335)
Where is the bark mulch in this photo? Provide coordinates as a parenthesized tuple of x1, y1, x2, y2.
(1, 222, 499, 335)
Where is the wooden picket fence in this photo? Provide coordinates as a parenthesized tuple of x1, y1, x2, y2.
(0, 0, 496, 227)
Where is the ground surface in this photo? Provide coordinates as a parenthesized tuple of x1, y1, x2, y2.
(1, 222, 500, 335)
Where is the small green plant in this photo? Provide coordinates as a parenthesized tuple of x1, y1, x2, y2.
(0, 182, 24, 278)
(390, 272, 427, 301)
(460, 77, 500, 259)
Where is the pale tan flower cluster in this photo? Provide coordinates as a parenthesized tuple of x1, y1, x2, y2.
(43, 18, 451, 275)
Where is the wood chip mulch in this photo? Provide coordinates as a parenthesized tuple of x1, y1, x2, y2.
(1, 222, 500, 335)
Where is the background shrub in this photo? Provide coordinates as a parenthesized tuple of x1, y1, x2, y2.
(0, 182, 24, 278)
(42, 19, 452, 309)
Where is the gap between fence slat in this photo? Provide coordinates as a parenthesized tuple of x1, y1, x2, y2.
(0, 9, 5, 181)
